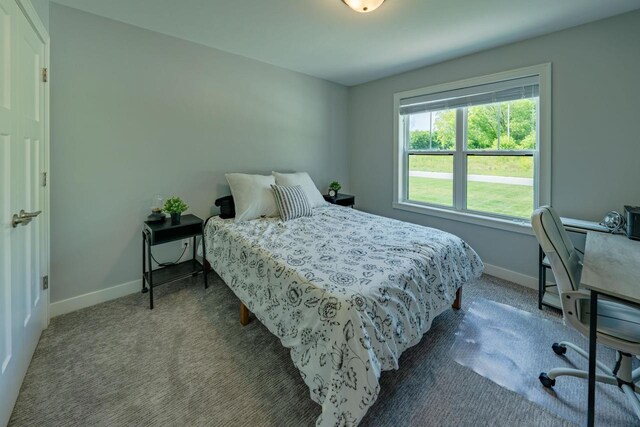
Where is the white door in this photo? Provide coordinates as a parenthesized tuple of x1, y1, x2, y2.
(0, 0, 48, 424)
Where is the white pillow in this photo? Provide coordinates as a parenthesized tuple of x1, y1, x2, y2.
(272, 172, 325, 208)
(225, 173, 279, 222)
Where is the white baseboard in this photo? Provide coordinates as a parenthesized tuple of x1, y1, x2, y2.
(483, 262, 548, 290)
(49, 279, 142, 318)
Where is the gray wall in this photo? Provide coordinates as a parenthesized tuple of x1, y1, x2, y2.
(50, 5, 640, 303)
(50, 4, 349, 303)
(30, 0, 48, 31)
(348, 10, 640, 280)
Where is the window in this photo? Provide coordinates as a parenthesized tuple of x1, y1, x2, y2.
(393, 65, 550, 230)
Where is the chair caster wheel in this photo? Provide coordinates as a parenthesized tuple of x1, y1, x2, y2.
(552, 343, 567, 355)
(539, 372, 556, 388)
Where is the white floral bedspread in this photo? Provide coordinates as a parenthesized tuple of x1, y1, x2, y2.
(204, 205, 483, 426)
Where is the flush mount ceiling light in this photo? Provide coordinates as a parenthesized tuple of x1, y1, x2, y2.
(342, 0, 386, 13)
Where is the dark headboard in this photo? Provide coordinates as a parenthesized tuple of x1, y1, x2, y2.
(215, 195, 235, 219)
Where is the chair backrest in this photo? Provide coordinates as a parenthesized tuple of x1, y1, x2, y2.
(531, 206, 582, 293)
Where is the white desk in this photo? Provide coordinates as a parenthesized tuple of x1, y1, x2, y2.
(582, 233, 640, 304)
(581, 232, 640, 426)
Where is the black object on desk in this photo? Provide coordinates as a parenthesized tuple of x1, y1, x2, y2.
(323, 193, 355, 208)
(142, 214, 208, 309)
(625, 205, 640, 241)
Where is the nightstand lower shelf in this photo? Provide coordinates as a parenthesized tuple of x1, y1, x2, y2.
(541, 286, 561, 309)
(142, 260, 205, 290)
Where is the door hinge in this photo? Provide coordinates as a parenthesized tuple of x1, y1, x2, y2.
(42, 172, 47, 187)
(42, 275, 48, 290)
(42, 68, 48, 83)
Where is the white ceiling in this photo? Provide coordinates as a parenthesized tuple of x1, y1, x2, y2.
(51, 0, 640, 86)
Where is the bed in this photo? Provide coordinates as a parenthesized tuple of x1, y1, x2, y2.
(203, 203, 484, 426)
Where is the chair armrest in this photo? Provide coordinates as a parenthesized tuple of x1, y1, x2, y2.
(557, 289, 589, 315)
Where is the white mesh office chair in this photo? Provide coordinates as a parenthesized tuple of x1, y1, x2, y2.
(531, 206, 640, 420)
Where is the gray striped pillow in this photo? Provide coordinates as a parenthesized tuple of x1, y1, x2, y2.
(271, 184, 313, 221)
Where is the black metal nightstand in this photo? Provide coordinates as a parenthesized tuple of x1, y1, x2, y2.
(142, 214, 208, 309)
(324, 193, 355, 208)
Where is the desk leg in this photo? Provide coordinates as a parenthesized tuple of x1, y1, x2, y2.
(538, 245, 544, 310)
(587, 290, 598, 427)
(141, 231, 148, 293)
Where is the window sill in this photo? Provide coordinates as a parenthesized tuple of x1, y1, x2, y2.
(392, 201, 534, 236)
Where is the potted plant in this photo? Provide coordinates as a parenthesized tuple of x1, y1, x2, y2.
(164, 196, 188, 225)
(328, 181, 342, 200)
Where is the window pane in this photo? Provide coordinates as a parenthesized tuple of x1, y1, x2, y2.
(408, 154, 453, 206)
(408, 109, 456, 150)
(466, 156, 534, 219)
(466, 98, 537, 150)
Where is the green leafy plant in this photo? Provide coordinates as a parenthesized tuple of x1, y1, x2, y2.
(329, 181, 342, 192)
(163, 196, 188, 214)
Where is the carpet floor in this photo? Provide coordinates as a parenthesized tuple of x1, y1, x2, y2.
(9, 273, 579, 426)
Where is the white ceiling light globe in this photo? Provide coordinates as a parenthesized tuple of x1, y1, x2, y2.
(342, 0, 386, 13)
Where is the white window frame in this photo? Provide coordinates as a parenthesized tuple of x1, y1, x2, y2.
(392, 64, 551, 235)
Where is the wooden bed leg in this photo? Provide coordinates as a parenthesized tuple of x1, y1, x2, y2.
(452, 287, 462, 310)
(240, 302, 251, 326)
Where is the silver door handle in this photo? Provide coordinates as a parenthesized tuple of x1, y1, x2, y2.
(11, 210, 41, 228)
(19, 209, 41, 219)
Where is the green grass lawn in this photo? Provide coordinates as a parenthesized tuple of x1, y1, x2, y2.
(408, 177, 533, 219)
